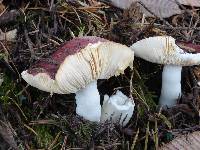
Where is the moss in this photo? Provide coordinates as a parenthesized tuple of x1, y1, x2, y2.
(75, 122, 94, 141)
(34, 125, 54, 149)
(0, 74, 18, 105)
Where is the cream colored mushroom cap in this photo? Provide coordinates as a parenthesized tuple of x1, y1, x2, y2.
(131, 36, 200, 66)
(21, 36, 134, 94)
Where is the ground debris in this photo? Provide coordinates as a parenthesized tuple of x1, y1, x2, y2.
(0, 104, 18, 150)
(0, 0, 200, 149)
(159, 131, 200, 150)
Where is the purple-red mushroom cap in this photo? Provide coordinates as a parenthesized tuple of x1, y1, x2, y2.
(21, 36, 134, 95)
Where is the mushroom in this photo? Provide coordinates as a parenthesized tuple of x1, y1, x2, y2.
(0, 29, 17, 41)
(21, 36, 134, 122)
(101, 90, 135, 126)
(130, 36, 200, 107)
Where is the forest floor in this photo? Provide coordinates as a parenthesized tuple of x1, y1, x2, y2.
(0, 0, 200, 150)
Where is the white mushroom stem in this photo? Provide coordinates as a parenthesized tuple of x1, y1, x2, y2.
(159, 65, 182, 107)
(101, 90, 135, 126)
(75, 81, 101, 122)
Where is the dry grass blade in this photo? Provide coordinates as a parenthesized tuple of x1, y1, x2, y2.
(48, 131, 61, 149)
(110, 0, 135, 9)
(144, 122, 149, 150)
(159, 131, 200, 150)
(131, 128, 139, 150)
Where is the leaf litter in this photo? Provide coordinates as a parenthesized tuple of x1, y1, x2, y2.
(0, 0, 200, 149)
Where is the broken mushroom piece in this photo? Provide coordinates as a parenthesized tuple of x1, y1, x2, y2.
(130, 36, 200, 107)
(0, 29, 17, 41)
(101, 90, 135, 126)
(21, 36, 134, 122)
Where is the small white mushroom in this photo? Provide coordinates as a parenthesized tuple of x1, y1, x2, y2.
(130, 36, 200, 107)
(21, 36, 134, 122)
(0, 29, 17, 41)
(101, 90, 135, 126)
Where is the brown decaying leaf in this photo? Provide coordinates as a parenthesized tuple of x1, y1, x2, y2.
(110, 0, 135, 9)
(177, 0, 200, 7)
(110, 0, 182, 18)
(138, 0, 182, 18)
(159, 131, 200, 150)
(110, 0, 200, 18)
(0, 121, 18, 149)
(0, 106, 18, 149)
(0, 1, 5, 13)
(110, 0, 200, 9)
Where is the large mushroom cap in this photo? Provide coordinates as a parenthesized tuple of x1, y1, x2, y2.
(131, 36, 200, 66)
(21, 36, 134, 94)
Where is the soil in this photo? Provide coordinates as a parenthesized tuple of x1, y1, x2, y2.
(0, 0, 200, 149)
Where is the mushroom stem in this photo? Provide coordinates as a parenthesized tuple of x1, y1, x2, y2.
(101, 90, 135, 126)
(75, 81, 101, 122)
(159, 65, 182, 107)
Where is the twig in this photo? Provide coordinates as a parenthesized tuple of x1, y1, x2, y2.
(131, 128, 139, 150)
(24, 29, 37, 62)
(61, 136, 68, 150)
(144, 122, 149, 150)
(48, 131, 61, 150)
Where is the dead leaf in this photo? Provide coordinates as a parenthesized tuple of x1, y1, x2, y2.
(177, 0, 200, 7)
(0, 1, 5, 13)
(110, 0, 200, 10)
(110, 0, 135, 9)
(0, 29, 17, 41)
(138, 0, 182, 18)
(0, 106, 18, 150)
(159, 131, 200, 150)
(110, 0, 182, 18)
(0, 121, 18, 150)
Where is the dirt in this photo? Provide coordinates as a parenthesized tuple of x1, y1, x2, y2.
(0, 0, 200, 149)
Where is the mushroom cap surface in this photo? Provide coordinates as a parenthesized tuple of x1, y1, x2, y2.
(21, 36, 134, 94)
(131, 36, 200, 66)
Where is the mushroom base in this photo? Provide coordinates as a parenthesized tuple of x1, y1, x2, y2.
(159, 65, 182, 107)
(75, 81, 101, 122)
(101, 90, 135, 126)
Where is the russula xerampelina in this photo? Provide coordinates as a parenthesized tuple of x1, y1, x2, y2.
(130, 36, 200, 107)
(21, 36, 134, 122)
